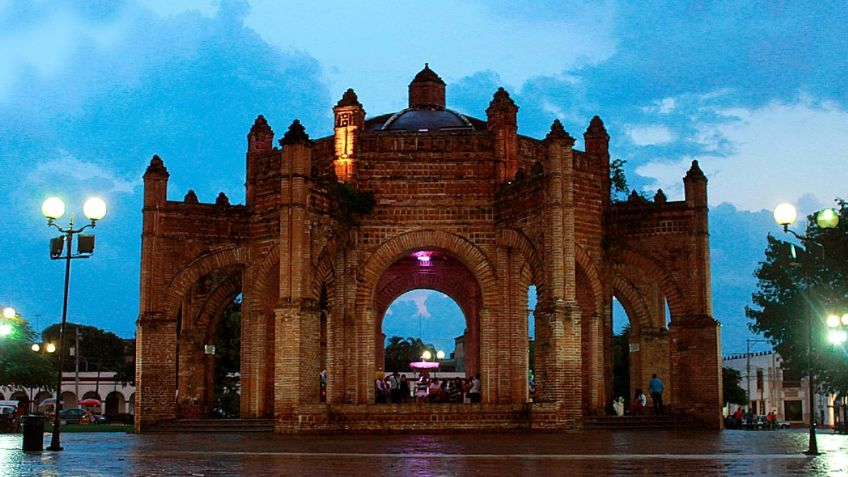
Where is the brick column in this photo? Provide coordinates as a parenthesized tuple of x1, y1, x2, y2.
(239, 299, 268, 417)
(670, 317, 723, 428)
(639, 328, 671, 405)
(135, 315, 177, 431)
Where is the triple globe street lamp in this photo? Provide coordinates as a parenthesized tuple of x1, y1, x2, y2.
(773, 202, 840, 456)
(41, 196, 106, 452)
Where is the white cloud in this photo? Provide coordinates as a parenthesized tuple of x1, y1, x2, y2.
(627, 125, 674, 146)
(390, 289, 448, 318)
(27, 150, 140, 196)
(0, 6, 134, 101)
(136, 0, 217, 18)
(642, 97, 676, 114)
(635, 98, 848, 211)
(243, 0, 617, 113)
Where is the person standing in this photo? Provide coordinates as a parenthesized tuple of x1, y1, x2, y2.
(389, 371, 402, 404)
(648, 373, 664, 415)
(468, 374, 482, 403)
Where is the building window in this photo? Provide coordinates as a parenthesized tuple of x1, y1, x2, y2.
(756, 369, 764, 390)
(784, 400, 803, 421)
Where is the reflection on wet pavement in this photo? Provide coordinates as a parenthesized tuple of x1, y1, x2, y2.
(1, 429, 846, 476)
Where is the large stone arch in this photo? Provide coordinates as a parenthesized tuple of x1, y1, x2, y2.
(616, 249, 686, 320)
(574, 244, 603, 317)
(163, 245, 249, 322)
(611, 272, 653, 332)
(611, 251, 678, 407)
(357, 230, 498, 401)
(155, 246, 248, 420)
(373, 253, 482, 375)
(359, 230, 497, 305)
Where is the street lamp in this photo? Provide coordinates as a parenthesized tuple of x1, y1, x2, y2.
(42, 196, 106, 452)
(826, 313, 848, 345)
(773, 202, 839, 456)
(0, 306, 16, 336)
(31, 342, 57, 353)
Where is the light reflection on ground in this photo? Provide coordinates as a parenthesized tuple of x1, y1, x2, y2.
(0, 429, 846, 476)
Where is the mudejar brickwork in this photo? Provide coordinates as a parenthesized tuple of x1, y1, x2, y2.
(136, 65, 722, 432)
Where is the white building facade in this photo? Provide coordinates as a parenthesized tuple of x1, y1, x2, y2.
(1, 371, 135, 415)
(723, 351, 845, 428)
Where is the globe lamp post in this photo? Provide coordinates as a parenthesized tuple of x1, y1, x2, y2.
(773, 203, 839, 456)
(42, 196, 106, 452)
(0, 306, 16, 337)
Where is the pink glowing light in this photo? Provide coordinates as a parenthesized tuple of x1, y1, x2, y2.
(410, 361, 440, 370)
(413, 251, 432, 263)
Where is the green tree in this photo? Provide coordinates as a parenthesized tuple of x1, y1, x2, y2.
(609, 158, 629, 201)
(384, 336, 435, 372)
(611, 325, 631, 402)
(722, 367, 748, 405)
(42, 323, 128, 374)
(0, 313, 55, 389)
(746, 199, 848, 396)
(213, 299, 241, 417)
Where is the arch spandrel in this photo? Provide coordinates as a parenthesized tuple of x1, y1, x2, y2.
(163, 245, 249, 322)
(358, 230, 498, 308)
(613, 248, 687, 321)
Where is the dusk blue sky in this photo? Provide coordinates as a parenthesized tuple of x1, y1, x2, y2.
(1, 1, 845, 355)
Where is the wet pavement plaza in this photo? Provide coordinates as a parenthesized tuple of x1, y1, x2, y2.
(1, 428, 847, 476)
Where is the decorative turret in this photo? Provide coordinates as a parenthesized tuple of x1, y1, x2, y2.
(333, 89, 365, 183)
(280, 119, 312, 177)
(408, 63, 445, 108)
(247, 115, 275, 155)
(684, 160, 707, 208)
(246, 115, 275, 205)
(486, 87, 519, 183)
(545, 119, 575, 145)
(583, 115, 609, 158)
(143, 154, 169, 207)
(279, 119, 310, 146)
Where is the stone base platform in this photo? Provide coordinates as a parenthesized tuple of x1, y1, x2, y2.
(275, 402, 576, 433)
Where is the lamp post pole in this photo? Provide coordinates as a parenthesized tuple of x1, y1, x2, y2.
(48, 221, 74, 451)
(773, 203, 840, 456)
(41, 197, 106, 452)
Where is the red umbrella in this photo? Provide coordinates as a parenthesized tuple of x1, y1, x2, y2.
(78, 398, 101, 406)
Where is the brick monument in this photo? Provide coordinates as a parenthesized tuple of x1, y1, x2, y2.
(136, 65, 722, 432)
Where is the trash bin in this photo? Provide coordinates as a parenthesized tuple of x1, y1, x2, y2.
(22, 415, 45, 452)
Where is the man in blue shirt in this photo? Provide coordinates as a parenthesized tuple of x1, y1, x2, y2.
(649, 373, 665, 415)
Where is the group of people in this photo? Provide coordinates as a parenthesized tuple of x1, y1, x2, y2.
(375, 372, 481, 404)
(616, 373, 665, 416)
(727, 407, 780, 430)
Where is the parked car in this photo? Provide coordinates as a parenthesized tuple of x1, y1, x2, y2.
(741, 415, 790, 430)
(58, 408, 106, 425)
(58, 408, 86, 424)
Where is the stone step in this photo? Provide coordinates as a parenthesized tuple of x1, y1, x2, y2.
(582, 415, 697, 431)
(152, 418, 274, 433)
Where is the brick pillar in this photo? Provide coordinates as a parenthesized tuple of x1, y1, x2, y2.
(135, 316, 177, 431)
(360, 307, 375, 403)
(670, 317, 723, 428)
(177, 330, 205, 410)
(639, 328, 671, 405)
(274, 304, 300, 417)
(240, 298, 268, 417)
(586, 311, 605, 413)
(478, 307, 496, 403)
